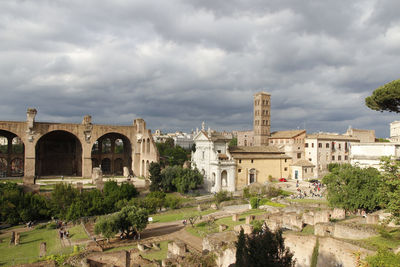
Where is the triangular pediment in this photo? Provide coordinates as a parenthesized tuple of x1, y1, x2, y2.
(194, 131, 210, 141)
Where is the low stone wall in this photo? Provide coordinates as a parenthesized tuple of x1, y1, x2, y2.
(317, 237, 373, 267)
(333, 224, 377, 240)
(86, 250, 130, 267)
(283, 233, 317, 267)
(203, 231, 237, 267)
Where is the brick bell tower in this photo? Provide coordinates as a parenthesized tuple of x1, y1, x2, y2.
(253, 92, 271, 146)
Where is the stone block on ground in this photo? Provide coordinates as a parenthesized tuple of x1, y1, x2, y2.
(76, 182, 83, 193)
(331, 208, 346, 220)
(123, 167, 130, 177)
(92, 167, 103, 183)
(314, 210, 330, 224)
(232, 214, 239, 222)
(245, 215, 255, 224)
(152, 243, 161, 250)
(234, 224, 253, 235)
(168, 241, 186, 257)
(219, 224, 228, 232)
(14, 232, 20, 245)
(211, 203, 218, 210)
(197, 205, 202, 212)
(39, 242, 46, 257)
(366, 214, 379, 225)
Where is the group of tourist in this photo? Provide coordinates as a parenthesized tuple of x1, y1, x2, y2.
(58, 228, 69, 239)
(290, 180, 325, 199)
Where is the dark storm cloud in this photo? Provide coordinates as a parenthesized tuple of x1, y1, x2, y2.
(0, 0, 399, 137)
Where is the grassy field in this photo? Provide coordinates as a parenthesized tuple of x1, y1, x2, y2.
(68, 225, 89, 241)
(186, 209, 267, 237)
(0, 227, 73, 266)
(350, 228, 400, 251)
(287, 198, 328, 204)
(106, 240, 169, 262)
(150, 207, 215, 223)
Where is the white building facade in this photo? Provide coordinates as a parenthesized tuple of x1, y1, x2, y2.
(191, 127, 236, 193)
(305, 133, 359, 178)
(350, 142, 400, 169)
(390, 121, 400, 142)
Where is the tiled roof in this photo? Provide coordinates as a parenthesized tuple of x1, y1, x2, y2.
(230, 146, 282, 153)
(270, 130, 306, 139)
(306, 133, 360, 141)
(291, 159, 315, 167)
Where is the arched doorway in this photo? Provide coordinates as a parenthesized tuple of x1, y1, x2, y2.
(221, 170, 228, 189)
(0, 130, 25, 177)
(91, 133, 132, 176)
(35, 130, 82, 176)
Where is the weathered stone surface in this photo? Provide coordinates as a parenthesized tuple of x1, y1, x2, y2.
(14, 232, 20, 245)
(210, 203, 218, 210)
(203, 231, 237, 267)
(284, 233, 317, 267)
(331, 208, 346, 220)
(92, 167, 103, 184)
(76, 182, 83, 193)
(168, 241, 186, 257)
(219, 224, 228, 232)
(232, 214, 239, 222)
(137, 243, 147, 252)
(317, 237, 373, 267)
(86, 241, 103, 252)
(39, 242, 46, 257)
(302, 212, 315, 225)
(314, 210, 330, 224)
(234, 224, 253, 235)
(282, 213, 303, 231)
(245, 215, 255, 224)
(314, 223, 334, 237)
(197, 204, 202, 212)
(366, 214, 379, 225)
(123, 167, 130, 177)
(333, 224, 377, 240)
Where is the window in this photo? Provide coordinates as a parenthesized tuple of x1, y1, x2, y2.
(338, 144, 341, 149)
(345, 156, 348, 160)
(284, 167, 288, 171)
(297, 153, 301, 159)
(305, 143, 309, 148)
(309, 158, 312, 161)
(305, 168, 307, 173)
(239, 159, 242, 163)
(318, 143, 322, 148)
(312, 143, 314, 148)
(332, 142, 335, 149)
(238, 169, 242, 173)
(285, 159, 287, 163)
(338, 155, 342, 160)
(251, 159, 254, 163)
(326, 143, 329, 148)
(311, 168, 313, 173)
(202, 151, 205, 160)
(217, 150, 221, 153)
(332, 155, 335, 160)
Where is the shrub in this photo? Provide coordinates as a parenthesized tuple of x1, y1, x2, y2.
(250, 197, 260, 209)
(214, 191, 231, 204)
(243, 187, 251, 198)
(251, 220, 264, 232)
(165, 194, 181, 209)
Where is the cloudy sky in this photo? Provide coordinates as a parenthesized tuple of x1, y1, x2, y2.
(1, 0, 399, 137)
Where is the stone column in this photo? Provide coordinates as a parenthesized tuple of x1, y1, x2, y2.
(23, 138, 36, 184)
(82, 143, 92, 178)
(7, 137, 12, 177)
(228, 168, 236, 192)
(215, 170, 221, 192)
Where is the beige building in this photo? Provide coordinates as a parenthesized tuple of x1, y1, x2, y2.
(290, 159, 315, 181)
(269, 130, 306, 162)
(230, 146, 291, 189)
(305, 133, 360, 178)
(253, 92, 271, 146)
(237, 130, 254, 146)
(390, 121, 400, 142)
(344, 127, 375, 143)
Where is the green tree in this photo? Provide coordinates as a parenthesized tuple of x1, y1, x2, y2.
(365, 79, 400, 113)
(229, 137, 237, 148)
(50, 183, 78, 219)
(235, 228, 295, 267)
(149, 162, 163, 191)
(172, 167, 203, 193)
(322, 164, 383, 212)
(379, 157, 400, 222)
(94, 214, 119, 241)
(115, 205, 149, 238)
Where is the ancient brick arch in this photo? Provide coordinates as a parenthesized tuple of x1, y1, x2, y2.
(0, 130, 25, 177)
(35, 130, 82, 177)
(0, 108, 159, 184)
(91, 132, 132, 176)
